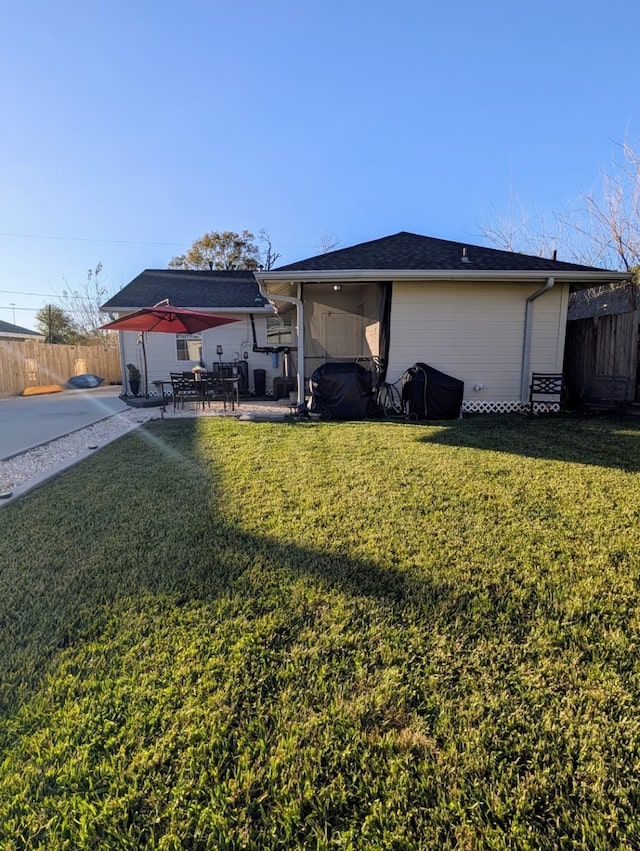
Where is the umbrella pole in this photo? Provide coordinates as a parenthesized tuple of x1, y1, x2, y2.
(142, 332, 149, 397)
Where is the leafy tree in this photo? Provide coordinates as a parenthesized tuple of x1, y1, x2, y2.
(36, 304, 83, 344)
(169, 230, 262, 270)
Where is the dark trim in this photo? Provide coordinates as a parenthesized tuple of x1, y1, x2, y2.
(377, 282, 392, 383)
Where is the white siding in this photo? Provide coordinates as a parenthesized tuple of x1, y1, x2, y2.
(119, 313, 285, 395)
(388, 281, 569, 400)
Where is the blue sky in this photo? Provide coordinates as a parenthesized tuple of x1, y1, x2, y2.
(1, 0, 637, 330)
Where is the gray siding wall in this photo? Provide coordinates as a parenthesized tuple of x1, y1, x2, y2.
(119, 314, 283, 394)
(387, 281, 569, 400)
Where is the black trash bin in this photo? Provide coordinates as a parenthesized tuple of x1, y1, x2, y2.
(253, 368, 266, 397)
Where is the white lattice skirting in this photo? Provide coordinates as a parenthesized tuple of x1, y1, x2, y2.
(463, 400, 526, 414)
(462, 400, 559, 414)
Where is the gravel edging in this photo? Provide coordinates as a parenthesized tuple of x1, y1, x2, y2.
(0, 400, 292, 507)
(0, 408, 159, 505)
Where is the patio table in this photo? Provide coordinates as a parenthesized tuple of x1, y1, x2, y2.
(152, 375, 240, 414)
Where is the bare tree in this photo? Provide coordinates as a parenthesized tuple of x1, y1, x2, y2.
(558, 141, 640, 272)
(258, 229, 281, 270)
(479, 140, 640, 274)
(316, 232, 342, 254)
(479, 191, 562, 259)
(56, 263, 115, 342)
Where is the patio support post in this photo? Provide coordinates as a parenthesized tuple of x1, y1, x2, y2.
(116, 323, 127, 392)
(520, 277, 555, 403)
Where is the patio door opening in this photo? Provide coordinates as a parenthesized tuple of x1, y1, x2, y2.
(322, 310, 365, 360)
(304, 283, 389, 381)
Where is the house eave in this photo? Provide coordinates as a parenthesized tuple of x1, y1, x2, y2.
(0, 332, 44, 341)
(255, 269, 632, 285)
(99, 306, 274, 315)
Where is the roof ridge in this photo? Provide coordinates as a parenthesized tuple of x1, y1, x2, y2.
(141, 268, 257, 275)
(272, 230, 623, 274)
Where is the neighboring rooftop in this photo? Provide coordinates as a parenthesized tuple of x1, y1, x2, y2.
(274, 231, 624, 274)
(0, 320, 43, 339)
(568, 283, 639, 320)
(101, 269, 270, 311)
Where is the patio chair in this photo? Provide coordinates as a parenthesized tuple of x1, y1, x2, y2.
(200, 375, 227, 409)
(529, 373, 565, 417)
(582, 375, 629, 416)
(170, 375, 202, 411)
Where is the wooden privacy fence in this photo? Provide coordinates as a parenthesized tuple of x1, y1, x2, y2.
(564, 311, 638, 404)
(0, 340, 122, 397)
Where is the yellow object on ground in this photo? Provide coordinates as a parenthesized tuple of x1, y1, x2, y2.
(22, 385, 63, 396)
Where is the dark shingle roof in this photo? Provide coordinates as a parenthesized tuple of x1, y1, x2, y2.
(0, 319, 40, 335)
(274, 231, 619, 274)
(101, 269, 269, 311)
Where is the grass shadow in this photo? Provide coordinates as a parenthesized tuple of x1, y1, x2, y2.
(3, 417, 640, 846)
(0, 419, 431, 716)
(418, 413, 640, 471)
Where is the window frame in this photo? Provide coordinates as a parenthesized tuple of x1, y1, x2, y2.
(176, 333, 202, 362)
(266, 315, 295, 345)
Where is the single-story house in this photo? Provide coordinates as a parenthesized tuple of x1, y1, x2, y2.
(102, 232, 631, 410)
(0, 320, 44, 341)
(255, 232, 631, 412)
(100, 269, 284, 395)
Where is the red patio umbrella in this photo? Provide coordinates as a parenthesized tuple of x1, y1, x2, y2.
(101, 301, 239, 396)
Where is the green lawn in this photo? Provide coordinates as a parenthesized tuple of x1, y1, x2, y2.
(1, 416, 640, 849)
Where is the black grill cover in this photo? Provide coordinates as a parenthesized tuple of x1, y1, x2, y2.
(402, 363, 464, 420)
(310, 362, 373, 420)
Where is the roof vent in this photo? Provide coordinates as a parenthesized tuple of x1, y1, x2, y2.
(461, 247, 470, 263)
(552, 250, 557, 261)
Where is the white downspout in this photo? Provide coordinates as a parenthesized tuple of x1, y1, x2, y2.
(256, 281, 305, 406)
(520, 277, 555, 403)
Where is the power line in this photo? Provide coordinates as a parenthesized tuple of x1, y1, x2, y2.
(0, 304, 37, 312)
(0, 289, 68, 297)
(0, 231, 185, 247)
(0, 289, 100, 301)
(0, 230, 321, 250)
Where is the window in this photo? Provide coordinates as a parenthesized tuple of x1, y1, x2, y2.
(266, 315, 294, 344)
(176, 333, 202, 361)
